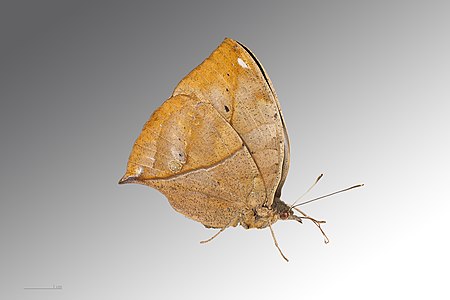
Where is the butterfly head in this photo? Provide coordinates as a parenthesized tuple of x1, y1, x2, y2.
(272, 198, 302, 223)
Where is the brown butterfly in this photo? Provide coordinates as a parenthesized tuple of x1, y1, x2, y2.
(119, 38, 362, 261)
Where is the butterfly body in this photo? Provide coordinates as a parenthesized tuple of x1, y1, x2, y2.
(119, 38, 332, 262)
(239, 197, 293, 229)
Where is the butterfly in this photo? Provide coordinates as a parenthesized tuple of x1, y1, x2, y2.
(119, 38, 362, 261)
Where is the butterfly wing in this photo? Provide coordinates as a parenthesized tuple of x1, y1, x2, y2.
(275, 122, 290, 198)
(120, 94, 266, 228)
(173, 38, 288, 207)
(235, 40, 291, 199)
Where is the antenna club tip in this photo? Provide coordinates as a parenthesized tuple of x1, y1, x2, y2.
(352, 183, 364, 188)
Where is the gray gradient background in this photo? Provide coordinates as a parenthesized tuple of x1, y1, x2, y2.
(1, 1, 449, 299)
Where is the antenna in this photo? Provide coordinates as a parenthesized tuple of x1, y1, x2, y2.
(292, 184, 364, 208)
(289, 173, 324, 209)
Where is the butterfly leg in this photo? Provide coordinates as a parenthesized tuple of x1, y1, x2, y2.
(269, 223, 289, 262)
(200, 226, 228, 244)
(293, 207, 329, 244)
(200, 214, 240, 244)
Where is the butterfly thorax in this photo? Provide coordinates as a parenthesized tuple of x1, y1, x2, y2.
(239, 198, 291, 229)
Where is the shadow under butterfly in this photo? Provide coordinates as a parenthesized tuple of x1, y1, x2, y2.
(119, 38, 363, 261)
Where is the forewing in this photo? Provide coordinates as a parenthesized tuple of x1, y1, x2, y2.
(235, 41, 291, 199)
(173, 38, 287, 206)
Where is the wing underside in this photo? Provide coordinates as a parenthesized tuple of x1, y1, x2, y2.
(120, 38, 290, 227)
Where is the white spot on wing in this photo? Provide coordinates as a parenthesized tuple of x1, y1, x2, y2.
(136, 166, 143, 176)
(237, 57, 249, 69)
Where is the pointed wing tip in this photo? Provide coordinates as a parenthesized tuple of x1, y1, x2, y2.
(118, 174, 136, 185)
(224, 37, 240, 45)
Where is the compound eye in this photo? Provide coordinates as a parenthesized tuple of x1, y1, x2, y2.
(280, 211, 289, 220)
